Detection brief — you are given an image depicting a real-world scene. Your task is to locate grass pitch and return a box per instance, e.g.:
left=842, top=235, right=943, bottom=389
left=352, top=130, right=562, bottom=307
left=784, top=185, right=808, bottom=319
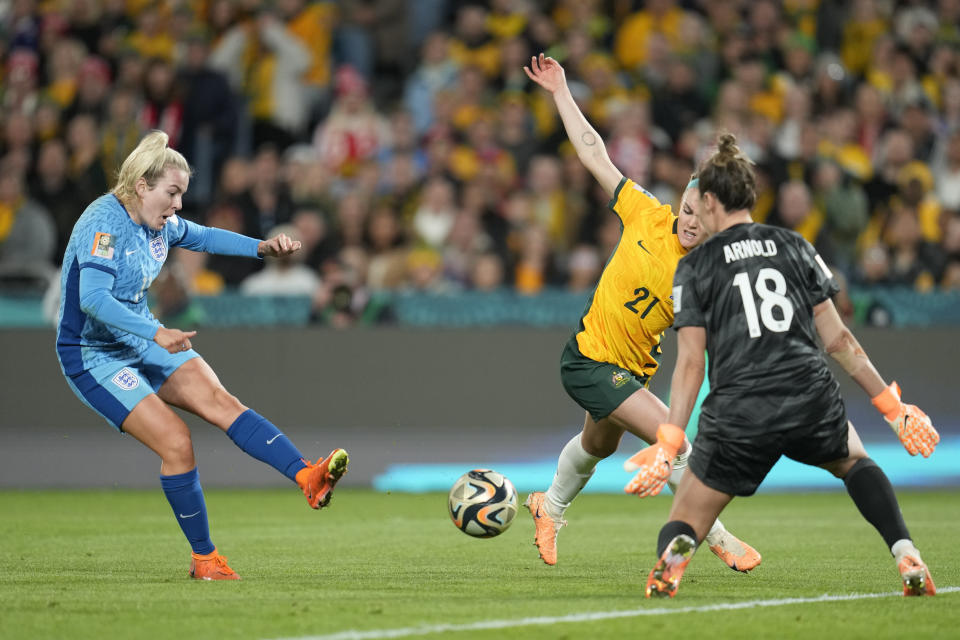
left=1, top=488, right=957, bottom=640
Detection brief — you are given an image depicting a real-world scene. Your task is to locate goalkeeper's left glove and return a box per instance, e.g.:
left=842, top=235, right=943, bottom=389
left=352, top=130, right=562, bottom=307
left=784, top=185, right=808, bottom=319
left=871, top=381, right=939, bottom=458
left=623, top=423, right=686, bottom=498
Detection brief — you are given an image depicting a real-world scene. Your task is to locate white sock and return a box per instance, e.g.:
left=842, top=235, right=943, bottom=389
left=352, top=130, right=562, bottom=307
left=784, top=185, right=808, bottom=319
left=544, top=433, right=602, bottom=519
left=666, top=447, right=690, bottom=494
left=704, top=519, right=728, bottom=546
left=891, top=538, right=921, bottom=562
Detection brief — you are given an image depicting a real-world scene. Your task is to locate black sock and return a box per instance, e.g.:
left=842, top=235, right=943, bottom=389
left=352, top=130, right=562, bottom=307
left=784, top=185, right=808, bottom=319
left=657, top=520, right=698, bottom=557
left=843, top=457, right=910, bottom=549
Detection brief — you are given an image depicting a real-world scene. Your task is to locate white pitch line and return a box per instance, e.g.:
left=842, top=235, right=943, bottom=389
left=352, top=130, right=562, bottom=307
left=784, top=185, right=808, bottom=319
left=270, top=586, right=959, bottom=640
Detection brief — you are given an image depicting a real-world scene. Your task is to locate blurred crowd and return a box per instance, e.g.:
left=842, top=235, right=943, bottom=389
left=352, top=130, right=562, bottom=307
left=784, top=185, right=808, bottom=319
left=2, top=0, right=960, bottom=326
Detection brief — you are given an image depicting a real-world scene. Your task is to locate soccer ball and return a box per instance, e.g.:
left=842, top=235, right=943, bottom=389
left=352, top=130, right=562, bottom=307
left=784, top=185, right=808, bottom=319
left=447, top=469, right=518, bottom=538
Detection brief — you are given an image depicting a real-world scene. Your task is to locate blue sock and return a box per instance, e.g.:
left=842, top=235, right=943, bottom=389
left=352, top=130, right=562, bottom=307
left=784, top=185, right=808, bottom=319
left=226, top=409, right=307, bottom=482
left=160, top=467, right=215, bottom=555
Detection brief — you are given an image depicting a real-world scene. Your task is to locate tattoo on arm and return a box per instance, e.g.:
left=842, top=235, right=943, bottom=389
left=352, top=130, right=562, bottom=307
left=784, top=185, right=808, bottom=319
left=581, top=131, right=597, bottom=146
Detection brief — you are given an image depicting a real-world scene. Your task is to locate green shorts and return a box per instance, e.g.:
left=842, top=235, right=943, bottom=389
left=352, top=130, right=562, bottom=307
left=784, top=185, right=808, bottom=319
left=559, top=334, right=650, bottom=422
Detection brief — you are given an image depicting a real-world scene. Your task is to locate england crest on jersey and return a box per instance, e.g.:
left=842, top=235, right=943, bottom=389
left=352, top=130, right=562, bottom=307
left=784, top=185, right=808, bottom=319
left=111, top=368, right=140, bottom=390
left=149, top=235, right=167, bottom=262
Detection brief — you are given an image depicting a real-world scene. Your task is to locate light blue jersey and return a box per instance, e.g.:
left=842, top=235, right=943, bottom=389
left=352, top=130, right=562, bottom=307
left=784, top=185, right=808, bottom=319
left=58, top=194, right=181, bottom=373
left=56, top=193, right=260, bottom=429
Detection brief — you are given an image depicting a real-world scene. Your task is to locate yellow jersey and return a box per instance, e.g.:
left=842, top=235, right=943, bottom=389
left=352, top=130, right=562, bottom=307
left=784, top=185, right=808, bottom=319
left=576, top=178, right=688, bottom=381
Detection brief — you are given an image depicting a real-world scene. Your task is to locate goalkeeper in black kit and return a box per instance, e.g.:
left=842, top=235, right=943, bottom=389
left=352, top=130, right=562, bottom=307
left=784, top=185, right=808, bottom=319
left=623, top=134, right=939, bottom=599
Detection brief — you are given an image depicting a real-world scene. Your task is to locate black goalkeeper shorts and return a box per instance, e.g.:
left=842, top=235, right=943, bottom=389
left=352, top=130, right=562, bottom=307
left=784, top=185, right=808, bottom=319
left=688, top=410, right=850, bottom=497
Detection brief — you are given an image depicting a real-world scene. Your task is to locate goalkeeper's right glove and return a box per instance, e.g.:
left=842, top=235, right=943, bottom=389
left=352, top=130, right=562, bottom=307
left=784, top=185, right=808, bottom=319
left=623, top=423, right=686, bottom=497
left=871, top=381, right=939, bottom=458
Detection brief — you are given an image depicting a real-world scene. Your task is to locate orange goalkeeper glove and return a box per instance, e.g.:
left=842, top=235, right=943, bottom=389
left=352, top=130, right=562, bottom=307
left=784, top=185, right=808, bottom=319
left=871, top=382, right=939, bottom=458
left=623, top=423, right=686, bottom=498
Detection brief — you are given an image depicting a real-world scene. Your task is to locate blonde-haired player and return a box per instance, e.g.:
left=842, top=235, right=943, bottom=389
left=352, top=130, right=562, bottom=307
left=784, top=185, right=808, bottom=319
left=56, top=131, right=348, bottom=580
left=522, top=54, right=760, bottom=571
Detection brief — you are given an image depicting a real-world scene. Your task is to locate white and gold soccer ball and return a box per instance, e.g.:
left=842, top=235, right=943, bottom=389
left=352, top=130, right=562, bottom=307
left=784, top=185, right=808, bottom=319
left=447, top=469, right=518, bottom=538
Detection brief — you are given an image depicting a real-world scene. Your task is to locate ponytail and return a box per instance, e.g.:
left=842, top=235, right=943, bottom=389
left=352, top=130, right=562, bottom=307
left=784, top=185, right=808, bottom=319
left=111, top=131, right=191, bottom=201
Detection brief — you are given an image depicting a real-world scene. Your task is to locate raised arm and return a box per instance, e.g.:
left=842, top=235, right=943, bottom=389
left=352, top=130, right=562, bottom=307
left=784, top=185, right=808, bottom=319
left=814, top=298, right=939, bottom=457
left=524, top=54, right=623, bottom=197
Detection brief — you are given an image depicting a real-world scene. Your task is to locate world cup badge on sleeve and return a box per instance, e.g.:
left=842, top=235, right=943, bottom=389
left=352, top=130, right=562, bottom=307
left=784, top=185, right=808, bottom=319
left=91, top=232, right=115, bottom=259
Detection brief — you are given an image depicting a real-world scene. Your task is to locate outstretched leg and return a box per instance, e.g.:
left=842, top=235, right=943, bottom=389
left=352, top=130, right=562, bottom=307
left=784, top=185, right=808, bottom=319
left=159, top=358, right=349, bottom=509
left=821, top=423, right=935, bottom=596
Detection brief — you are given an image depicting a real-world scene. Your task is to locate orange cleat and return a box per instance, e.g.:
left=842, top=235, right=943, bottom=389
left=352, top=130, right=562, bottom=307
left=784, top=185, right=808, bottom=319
left=707, top=529, right=762, bottom=573
left=646, top=534, right=696, bottom=598
left=523, top=492, right=566, bottom=566
left=296, top=448, right=349, bottom=509
left=899, top=554, right=936, bottom=596
left=189, top=549, right=240, bottom=581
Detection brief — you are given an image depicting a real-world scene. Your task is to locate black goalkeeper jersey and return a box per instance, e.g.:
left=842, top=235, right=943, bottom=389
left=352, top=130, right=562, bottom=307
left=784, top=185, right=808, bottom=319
left=672, top=223, right=844, bottom=438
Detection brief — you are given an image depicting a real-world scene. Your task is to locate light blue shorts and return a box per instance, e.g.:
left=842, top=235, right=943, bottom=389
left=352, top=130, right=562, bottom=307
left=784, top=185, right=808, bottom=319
left=64, top=342, right=199, bottom=431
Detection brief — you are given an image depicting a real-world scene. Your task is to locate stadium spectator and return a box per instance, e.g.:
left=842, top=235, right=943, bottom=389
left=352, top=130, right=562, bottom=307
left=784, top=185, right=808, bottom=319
left=99, top=89, right=142, bottom=187
left=813, top=159, right=870, bottom=273
left=209, top=8, right=310, bottom=151
left=934, top=129, right=960, bottom=211
left=403, top=31, right=460, bottom=137
left=140, top=58, right=183, bottom=150
left=469, top=251, right=506, bottom=291
left=0, top=164, right=56, bottom=291
left=565, top=244, right=600, bottom=292
left=126, top=4, right=174, bottom=62
left=44, top=39, right=85, bottom=112
left=33, top=99, right=63, bottom=143
left=238, top=144, right=295, bottom=240
left=404, top=246, right=445, bottom=292
left=1, top=110, right=34, bottom=178
left=313, top=66, right=390, bottom=178
left=280, top=0, right=337, bottom=129
left=28, top=138, right=82, bottom=263
left=448, top=3, right=499, bottom=78
left=770, top=180, right=822, bottom=245
left=241, top=224, right=320, bottom=297
left=411, top=176, right=457, bottom=249
left=885, top=203, right=945, bottom=290
left=336, top=0, right=408, bottom=104
left=291, top=205, right=335, bottom=270
left=63, top=56, right=112, bottom=124
left=865, top=128, right=916, bottom=216
left=177, top=30, right=238, bottom=207
left=64, top=114, right=109, bottom=206
left=442, top=209, right=489, bottom=288
left=2, top=48, right=40, bottom=115
left=652, top=58, right=709, bottom=144
left=614, top=0, right=687, bottom=72
left=365, top=202, right=407, bottom=290
left=203, top=200, right=259, bottom=288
